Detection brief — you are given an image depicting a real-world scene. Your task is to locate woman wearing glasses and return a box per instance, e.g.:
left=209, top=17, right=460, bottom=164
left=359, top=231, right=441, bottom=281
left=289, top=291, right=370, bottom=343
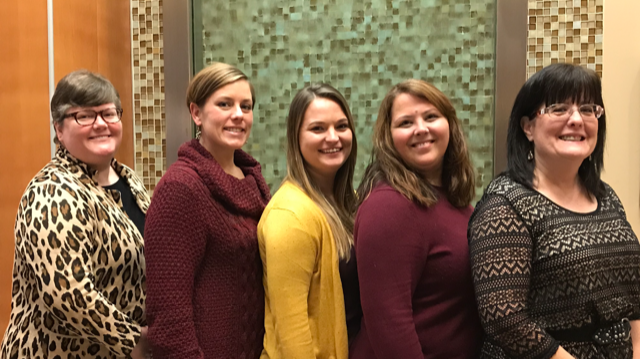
left=469, top=63, right=640, bottom=359
left=1, top=70, right=150, bottom=359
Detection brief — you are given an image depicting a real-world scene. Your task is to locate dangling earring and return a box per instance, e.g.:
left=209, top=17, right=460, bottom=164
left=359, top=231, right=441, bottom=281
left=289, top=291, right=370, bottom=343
left=195, top=126, right=202, bottom=140
left=527, top=150, right=534, bottom=161
left=589, top=154, right=592, bottom=161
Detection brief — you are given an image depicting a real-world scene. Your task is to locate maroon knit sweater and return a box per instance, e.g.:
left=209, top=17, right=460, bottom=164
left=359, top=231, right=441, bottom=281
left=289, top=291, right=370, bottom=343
left=145, top=139, right=271, bottom=359
left=350, top=184, right=483, bottom=359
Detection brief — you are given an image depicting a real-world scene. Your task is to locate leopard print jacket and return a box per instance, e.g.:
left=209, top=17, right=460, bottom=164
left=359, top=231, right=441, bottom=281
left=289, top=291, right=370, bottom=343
left=1, top=146, right=150, bottom=359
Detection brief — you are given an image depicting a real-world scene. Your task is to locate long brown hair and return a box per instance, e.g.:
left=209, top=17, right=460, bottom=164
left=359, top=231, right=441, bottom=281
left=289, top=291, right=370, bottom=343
left=357, top=79, right=475, bottom=208
left=284, top=83, right=357, bottom=260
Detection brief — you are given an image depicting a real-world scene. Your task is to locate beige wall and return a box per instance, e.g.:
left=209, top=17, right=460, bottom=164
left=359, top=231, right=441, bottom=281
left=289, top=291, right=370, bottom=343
left=601, top=0, right=640, bottom=232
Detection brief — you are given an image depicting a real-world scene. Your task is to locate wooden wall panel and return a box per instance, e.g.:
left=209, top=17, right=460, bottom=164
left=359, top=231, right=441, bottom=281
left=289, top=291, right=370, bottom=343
left=0, top=2, right=51, bottom=331
left=0, top=0, right=134, bottom=332
left=53, top=0, right=134, bottom=167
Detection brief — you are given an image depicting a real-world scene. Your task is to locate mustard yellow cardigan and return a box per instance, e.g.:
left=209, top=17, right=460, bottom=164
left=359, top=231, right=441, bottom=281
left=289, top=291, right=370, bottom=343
left=258, top=181, right=348, bottom=359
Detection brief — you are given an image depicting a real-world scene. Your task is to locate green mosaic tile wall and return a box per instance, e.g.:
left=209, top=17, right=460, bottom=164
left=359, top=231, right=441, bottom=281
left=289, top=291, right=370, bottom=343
left=196, top=0, right=496, bottom=198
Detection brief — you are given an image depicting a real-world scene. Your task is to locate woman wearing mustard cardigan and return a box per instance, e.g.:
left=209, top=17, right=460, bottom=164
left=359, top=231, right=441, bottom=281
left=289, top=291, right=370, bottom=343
left=258, top=83, right=361, bottom=359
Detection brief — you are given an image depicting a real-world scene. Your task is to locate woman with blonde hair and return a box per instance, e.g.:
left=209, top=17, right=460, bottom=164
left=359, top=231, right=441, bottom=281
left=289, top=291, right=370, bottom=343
left=145, top=62, right=270, bottom=358
left=349, top=79, right=483, bottom=358
left=258, top=83, right=360, bottom=359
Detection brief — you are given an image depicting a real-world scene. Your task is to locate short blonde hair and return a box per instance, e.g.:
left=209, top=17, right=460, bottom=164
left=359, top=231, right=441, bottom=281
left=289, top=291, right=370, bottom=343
left=186, top=62, right=255, bottom=109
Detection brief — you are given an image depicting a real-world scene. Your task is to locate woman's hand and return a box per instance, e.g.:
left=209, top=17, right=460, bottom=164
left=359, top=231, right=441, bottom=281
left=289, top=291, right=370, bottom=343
left=130, top=326, right=149, bottom=359
left=550, top=346, right=575, bottom=359
left=630, top=320, right=640, bottom=359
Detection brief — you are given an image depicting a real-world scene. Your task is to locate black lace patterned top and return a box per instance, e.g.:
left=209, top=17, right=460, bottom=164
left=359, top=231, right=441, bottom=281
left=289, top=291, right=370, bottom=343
left=468, top=175, right=640, bottom=359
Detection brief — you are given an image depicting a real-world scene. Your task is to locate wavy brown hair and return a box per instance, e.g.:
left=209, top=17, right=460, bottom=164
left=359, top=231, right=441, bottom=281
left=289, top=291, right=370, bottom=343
left=357, top=79, right=475, bottom=208
left=284, top=83, right=357, bottom=260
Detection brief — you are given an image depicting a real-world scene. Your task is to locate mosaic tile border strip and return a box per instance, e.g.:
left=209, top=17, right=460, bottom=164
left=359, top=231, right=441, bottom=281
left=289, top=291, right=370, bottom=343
left=131, top=0, right=166, bottom=193
left=527, top=0, right=603, bottom=78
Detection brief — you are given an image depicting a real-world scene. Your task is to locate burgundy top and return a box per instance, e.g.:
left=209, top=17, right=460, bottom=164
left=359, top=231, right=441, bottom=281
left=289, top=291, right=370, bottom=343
left=349, top=184, right=482, bottom=359
left=145, top=139, right=271, bottom=359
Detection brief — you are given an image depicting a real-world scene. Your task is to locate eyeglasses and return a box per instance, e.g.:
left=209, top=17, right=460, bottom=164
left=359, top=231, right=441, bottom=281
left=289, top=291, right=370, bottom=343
left=63, top=108, right=123, bottom=126
left=538, top=104, right=604, bottom=120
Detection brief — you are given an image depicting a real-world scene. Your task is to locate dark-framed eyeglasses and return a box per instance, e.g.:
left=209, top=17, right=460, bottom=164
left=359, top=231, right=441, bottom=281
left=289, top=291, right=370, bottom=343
left=538, top=104, right=604, bottom=120
left=63, top=108, right=123, bottom=126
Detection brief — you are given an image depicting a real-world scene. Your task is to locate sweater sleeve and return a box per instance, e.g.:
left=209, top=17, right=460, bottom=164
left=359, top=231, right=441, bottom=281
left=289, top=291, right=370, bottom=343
left=468, top=194, right=560, bottom=359
left=144, top=179, right=207, bottom=359
left=354, top=189, right=426, bottom=359
left=14, top=184, right=142, bottom=357
left=261, top=207, right=318, bottom=359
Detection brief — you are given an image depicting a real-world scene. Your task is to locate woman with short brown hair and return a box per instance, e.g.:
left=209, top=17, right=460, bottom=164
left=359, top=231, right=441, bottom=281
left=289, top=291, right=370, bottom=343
left=349, top=79, right=482, bottom=359
left=1, top=70, right=150, bottom=359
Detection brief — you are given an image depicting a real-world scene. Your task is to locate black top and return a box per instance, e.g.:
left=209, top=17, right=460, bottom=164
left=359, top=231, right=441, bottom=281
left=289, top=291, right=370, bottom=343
left=104, top=177, right=146, bottom=237
left=339, top=246, right=362, bottom=344
left=468, top=175, right=640, bottom=359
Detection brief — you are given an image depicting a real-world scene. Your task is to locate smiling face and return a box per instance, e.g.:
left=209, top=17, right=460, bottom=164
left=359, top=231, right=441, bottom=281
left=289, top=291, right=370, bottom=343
left=299, top=98, right=353, bottom=184
left=190, top=79, right=253, bottom=154
left=55, top=103, right=122, bottom=168
left=390, top=93, right=450, bottom=184
left=522, top=102, right=598, bottom=167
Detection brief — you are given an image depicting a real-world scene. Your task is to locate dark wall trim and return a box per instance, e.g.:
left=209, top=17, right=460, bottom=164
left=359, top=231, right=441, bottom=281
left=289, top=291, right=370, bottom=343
left=494, top=0, right=528, bottom=176
left=164, top=0, right=193, bottom=166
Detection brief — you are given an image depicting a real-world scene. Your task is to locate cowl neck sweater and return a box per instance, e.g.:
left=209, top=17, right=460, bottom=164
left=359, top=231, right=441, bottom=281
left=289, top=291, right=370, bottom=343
left=146, top=139, right=271, bottom=358
left=177, top=139, right=271, bottom=219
